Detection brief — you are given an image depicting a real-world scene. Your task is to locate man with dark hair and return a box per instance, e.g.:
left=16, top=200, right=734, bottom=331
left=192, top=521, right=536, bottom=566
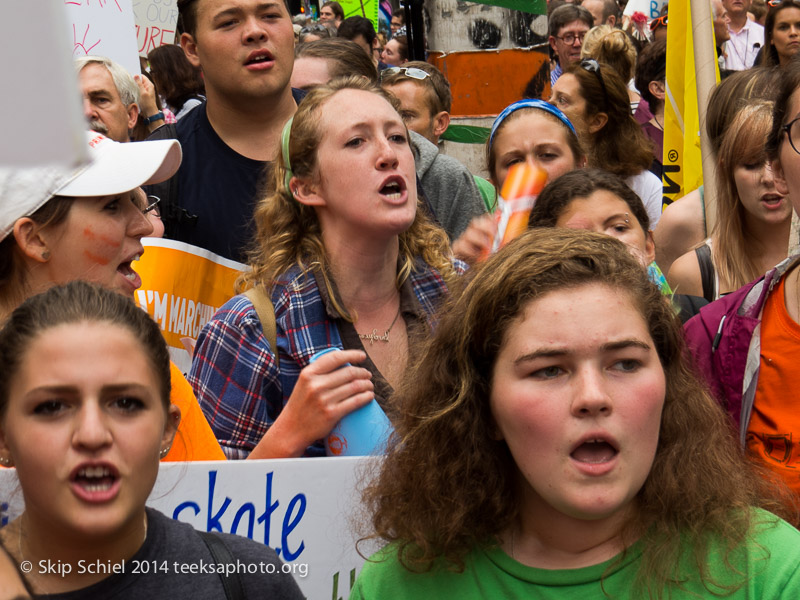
left=338, top=16, right=384, bottom=67
left=548, top=4, right=593, bottom=86
left=390, top=8, right=405, bottom=36
left=319, top=1, right=344, bottom=27
left=581, top=0, right=619, bottom=27
left=149, top=0, right=301, bottom=262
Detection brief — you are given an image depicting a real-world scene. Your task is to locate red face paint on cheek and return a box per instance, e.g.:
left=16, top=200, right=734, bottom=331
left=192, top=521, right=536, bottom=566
left=83, top=250, right=111, bottom=266
left=97, top=235, right=121, bottom=248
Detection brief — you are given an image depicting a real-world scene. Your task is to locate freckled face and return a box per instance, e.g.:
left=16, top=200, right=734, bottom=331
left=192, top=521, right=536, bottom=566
left=307, top=89, right=417, bottom=240
left=490, top=284, right=665, bottom=523
left=40, top=192, right=153, bottom=297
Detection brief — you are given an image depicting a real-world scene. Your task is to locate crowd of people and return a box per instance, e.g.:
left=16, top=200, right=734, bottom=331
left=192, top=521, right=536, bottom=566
left=3, top=0, right=800, bottom=597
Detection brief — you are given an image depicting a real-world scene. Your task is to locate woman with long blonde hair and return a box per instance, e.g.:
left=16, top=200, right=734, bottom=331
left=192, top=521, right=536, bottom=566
left=668, top=101, right=791, bottom=301
left=190, top=77, right=460, bottom=459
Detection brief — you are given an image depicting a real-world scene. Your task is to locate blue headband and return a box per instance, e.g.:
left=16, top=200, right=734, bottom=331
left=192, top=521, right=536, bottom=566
left=489, top=99, right=577, bottom=147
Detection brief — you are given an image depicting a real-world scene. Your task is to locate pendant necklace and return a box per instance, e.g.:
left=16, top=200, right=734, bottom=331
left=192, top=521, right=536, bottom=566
left=358, top=306, right=402, bottom=345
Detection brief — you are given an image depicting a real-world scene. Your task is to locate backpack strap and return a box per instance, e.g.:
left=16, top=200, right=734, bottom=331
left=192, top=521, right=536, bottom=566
left=198, top=530, right=245, bottom=600
left=695, top=243, right=716, bottom=303
left=244, top=286, right=279, bottom=369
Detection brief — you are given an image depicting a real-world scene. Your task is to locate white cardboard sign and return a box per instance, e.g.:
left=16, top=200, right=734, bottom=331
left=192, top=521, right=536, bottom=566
left=1, top=458, right=379, bottom=599
left=623, top=0, right=668, bottom=20
left=132, top=0, right=179, bottom=57
left=64, top=0, right=142, bottom=75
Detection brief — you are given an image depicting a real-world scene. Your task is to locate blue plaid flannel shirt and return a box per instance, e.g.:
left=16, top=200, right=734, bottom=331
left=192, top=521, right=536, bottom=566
left=189, top=259, right=464, bottom=458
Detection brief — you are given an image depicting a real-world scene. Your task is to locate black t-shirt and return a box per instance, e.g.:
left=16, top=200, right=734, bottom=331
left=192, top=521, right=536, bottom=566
left=40, top=508, right=305, bottom=599
left=146, top=90, right=306, bottom=263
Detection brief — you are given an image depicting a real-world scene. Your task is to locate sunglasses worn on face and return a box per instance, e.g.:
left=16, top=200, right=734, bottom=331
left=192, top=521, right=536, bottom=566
left=649, top=15, right=668, bottom=31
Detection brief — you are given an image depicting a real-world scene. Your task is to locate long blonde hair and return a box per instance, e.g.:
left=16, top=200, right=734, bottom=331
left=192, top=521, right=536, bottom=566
left=239, top=76, right=456, bottom=320
left=713, top=100, right=786, bottom=290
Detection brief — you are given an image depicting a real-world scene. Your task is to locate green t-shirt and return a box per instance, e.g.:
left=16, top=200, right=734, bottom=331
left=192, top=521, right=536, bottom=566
left=350, top=510, right=800, bottom=599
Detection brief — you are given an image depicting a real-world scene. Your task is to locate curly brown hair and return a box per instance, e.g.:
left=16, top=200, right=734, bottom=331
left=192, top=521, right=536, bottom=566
left=239, top=76, right=456, bottom=319
left=361, top=227, right=792, bottom=597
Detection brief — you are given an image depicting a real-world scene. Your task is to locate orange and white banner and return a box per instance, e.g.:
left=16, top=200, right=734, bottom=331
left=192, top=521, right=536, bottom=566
left=135, top=238, right=246, bottom=373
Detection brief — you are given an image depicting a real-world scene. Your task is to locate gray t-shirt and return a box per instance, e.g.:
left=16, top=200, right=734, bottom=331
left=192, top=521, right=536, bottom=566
left=39, top=508, right=305, bottom=599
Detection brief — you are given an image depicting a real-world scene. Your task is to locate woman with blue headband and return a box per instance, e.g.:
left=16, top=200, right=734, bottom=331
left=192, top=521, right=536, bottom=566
left=452, top=99, right=586, bottom=265
left=189, top=77, right=462, bottom=459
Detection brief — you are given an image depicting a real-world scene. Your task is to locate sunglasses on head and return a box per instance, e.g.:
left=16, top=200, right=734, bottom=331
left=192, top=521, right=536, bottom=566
left=579, top=58, right=609, bottom=106
left=380, top=67, right=431, bottom=81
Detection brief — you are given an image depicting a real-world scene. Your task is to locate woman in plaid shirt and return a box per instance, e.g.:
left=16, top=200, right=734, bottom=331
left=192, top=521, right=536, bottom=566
left=189, top=77, right=463, bottom=458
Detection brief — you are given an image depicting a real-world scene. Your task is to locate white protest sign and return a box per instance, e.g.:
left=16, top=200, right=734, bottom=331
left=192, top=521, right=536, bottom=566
left=0, top=457, right=379, bottom=599
left=64, top=0, right=141, bottom=75
left=133, top=0, right=179, bottom=57
left=623, top=0, right=668, bottom=20
left=0, top=4, right=87, bottom=167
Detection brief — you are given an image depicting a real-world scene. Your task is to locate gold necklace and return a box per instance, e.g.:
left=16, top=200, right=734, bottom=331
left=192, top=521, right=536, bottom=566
left=358, top=306, right=401, bottom=345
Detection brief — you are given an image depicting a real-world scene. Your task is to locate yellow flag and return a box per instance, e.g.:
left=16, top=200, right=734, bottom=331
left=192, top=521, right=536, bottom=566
left=663, top=1, right=718, bottom=209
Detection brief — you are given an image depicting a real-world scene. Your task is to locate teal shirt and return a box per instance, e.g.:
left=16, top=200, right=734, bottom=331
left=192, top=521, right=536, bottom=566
left=351, top=510, right=800, bottom=599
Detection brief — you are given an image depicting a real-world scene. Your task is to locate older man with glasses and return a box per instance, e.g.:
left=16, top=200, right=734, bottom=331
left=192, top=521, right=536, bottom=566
left=549, top=4, right=594, bottom=87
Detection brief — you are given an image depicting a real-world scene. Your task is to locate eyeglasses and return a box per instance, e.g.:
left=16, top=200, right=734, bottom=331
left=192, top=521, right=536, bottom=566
left=143, top=195, right=161, bottom=216
left=555, top=32, right=586, bottom=45
left=782, top=116, right=800, bottom=155
left=580, top=58, right=609, bottom=105
left=380, top=67, right=431, bottom=81
left=649, top=15, right=668, bottom=31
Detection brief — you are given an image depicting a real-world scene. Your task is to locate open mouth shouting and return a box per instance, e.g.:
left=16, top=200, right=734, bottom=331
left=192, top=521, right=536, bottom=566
left=71, top=463, right=121, bottom=503
left=570, top=434, right=620, bottom=475
left=379, top=175, right=407, bottom=203
left=117, top=252, right=143, bottom=292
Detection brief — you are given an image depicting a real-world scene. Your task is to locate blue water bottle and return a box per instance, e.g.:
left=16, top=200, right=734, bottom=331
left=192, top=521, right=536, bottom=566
left=309, top=348, right=394, bottom=456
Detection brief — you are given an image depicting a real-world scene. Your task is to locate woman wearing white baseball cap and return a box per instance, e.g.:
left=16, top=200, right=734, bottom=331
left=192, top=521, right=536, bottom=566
left=0, top=131, right=225, bottom=462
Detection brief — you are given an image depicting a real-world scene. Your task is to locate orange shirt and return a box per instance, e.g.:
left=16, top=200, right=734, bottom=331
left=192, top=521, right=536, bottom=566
left=163, top=363, right=226, bottom=462
left=748, top=275, right=800, bottom=494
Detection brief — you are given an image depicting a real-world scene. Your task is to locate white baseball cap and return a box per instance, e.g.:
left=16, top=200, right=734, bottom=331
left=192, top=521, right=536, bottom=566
left=0, top=132, right=182, bottom=240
